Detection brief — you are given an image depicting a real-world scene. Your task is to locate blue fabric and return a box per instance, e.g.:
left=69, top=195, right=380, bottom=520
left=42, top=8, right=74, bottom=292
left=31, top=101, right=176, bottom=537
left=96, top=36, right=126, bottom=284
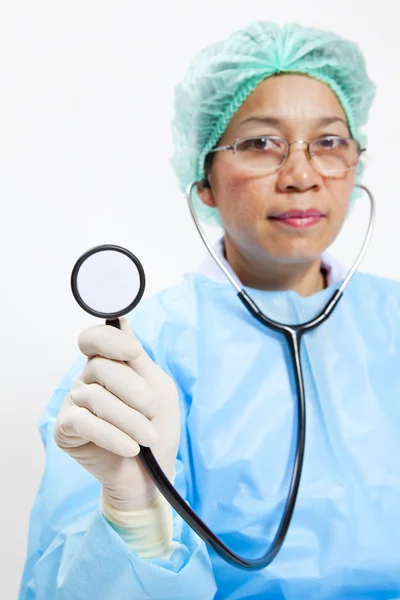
left=19, top=270, right=400, bottom=599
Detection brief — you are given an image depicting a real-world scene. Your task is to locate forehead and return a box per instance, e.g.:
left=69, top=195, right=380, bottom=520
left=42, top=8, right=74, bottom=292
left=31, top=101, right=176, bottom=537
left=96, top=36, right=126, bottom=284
left=226, top=74, right=347, bottom=131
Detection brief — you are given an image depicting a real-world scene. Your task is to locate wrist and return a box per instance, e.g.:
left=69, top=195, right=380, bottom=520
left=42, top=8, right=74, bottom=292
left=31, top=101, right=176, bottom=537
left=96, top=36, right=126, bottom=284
left=101, top=488, right=174, bottom=559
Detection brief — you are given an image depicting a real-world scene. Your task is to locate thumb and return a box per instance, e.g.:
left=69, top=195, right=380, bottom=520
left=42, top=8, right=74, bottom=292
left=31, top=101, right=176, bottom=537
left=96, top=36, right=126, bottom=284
left=119, top=317, right=160, bottom=380
left=78, top=320, right=142, bottom=361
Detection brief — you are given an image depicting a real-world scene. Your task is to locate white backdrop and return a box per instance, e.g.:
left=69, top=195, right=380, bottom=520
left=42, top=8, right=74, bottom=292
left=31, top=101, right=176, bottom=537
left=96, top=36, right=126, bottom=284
left=1, top=1, right=399, bottom=597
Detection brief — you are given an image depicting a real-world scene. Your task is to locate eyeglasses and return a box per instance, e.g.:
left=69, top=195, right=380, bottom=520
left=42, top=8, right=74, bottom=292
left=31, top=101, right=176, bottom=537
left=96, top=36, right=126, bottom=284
left=207, top=135, right=365, bottom=178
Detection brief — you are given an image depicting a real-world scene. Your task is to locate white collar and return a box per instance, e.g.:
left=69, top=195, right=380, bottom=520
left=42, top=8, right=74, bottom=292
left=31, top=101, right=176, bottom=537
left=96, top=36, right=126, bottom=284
left=195, top=237, right=346, bottom=287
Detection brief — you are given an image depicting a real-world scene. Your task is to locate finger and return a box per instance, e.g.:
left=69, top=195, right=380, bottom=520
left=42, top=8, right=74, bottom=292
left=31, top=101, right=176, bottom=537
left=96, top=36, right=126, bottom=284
left=71, top=382, right=160, bottom=447
left=81, top=356, right=156, bottom=419
left=54, top=396, right=140, bottom=457
left=78, top=323, right=143, bottom=362
left=119, top=318, right=160, bottom=381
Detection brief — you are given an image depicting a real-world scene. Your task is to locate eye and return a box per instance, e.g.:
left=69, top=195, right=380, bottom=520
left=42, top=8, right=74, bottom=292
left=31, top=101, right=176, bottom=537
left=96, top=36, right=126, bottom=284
left=236, top=136, right=276, bottom=151
left=313, top=136, right=349, bottom=150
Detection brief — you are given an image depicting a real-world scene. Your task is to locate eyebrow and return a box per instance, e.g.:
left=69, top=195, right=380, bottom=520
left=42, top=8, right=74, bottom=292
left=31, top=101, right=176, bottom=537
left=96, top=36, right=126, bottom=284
left=239, top=115, right=348, bottom=129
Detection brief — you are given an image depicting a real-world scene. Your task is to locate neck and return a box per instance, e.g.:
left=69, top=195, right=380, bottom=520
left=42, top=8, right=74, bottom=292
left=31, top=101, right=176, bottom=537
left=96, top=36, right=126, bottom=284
left=223, top=237, right=326, bottom=297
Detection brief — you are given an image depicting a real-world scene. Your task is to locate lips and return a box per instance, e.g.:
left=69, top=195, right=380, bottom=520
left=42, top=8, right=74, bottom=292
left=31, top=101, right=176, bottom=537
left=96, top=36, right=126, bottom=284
left=269, top=209, right=324, bottom=229
left=271, top=209, right=324, bottom=219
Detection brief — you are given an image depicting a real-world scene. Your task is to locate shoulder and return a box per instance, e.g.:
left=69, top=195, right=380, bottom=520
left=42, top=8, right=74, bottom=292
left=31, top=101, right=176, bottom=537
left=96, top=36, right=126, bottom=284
left=349, top=271, right=400, bottom=300
left=126, top=272, right=235, bottom=387
left=344, top=272, right=400, bottom=334
left=126, top=272, right=222, bottom=345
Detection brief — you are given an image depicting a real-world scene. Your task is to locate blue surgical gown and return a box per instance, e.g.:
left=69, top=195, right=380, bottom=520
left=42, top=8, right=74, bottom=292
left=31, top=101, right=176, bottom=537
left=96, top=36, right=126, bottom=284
left=19, top=270, right=400, bottom=599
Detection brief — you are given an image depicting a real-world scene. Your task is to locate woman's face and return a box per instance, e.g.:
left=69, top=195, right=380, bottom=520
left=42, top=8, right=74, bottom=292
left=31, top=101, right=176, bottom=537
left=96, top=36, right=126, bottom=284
left=198, top=74, right=357, bottom=266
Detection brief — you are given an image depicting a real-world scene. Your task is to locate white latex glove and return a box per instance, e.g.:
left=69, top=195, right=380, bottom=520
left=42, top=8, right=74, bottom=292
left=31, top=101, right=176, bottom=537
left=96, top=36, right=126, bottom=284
left=54, top=317, right=181, bottom=556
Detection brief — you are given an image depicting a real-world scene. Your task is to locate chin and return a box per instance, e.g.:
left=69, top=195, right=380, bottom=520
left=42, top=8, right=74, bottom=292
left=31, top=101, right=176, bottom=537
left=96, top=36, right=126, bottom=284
left=263, top=243, right=326, bottom=265
left=257, top=228, right=332, bottom=263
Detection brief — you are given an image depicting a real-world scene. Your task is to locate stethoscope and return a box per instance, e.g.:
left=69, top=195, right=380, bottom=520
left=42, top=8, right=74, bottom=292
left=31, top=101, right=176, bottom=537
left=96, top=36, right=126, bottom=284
left=70, top=182, right=375, bottom=570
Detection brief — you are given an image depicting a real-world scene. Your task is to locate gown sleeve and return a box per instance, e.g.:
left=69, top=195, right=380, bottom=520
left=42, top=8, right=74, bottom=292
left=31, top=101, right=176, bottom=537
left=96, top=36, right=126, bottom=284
left=18, top=319, right=217, bottom=600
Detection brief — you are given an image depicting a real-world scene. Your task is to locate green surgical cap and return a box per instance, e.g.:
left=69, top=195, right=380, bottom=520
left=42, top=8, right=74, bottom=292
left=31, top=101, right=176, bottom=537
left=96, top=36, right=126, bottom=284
left=171, top=22, right=376, bottom=226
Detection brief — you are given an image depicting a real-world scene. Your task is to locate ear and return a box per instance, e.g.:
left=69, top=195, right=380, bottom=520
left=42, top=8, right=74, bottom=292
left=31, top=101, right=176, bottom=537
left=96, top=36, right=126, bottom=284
left=196, top=180, right=217, bottom=208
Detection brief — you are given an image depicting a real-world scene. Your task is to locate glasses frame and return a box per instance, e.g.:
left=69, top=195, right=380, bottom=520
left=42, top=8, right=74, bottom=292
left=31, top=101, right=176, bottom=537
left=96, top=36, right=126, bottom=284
left=207, top=135, right=366, bottom=175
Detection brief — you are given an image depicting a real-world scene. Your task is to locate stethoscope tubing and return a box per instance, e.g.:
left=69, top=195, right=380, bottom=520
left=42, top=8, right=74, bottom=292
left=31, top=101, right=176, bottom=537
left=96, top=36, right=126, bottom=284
left=109, top=183, right=375, bottom=570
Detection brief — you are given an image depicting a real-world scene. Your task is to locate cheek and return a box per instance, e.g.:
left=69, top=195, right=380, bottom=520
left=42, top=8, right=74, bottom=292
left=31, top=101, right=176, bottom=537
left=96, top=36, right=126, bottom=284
left=213, top=167, right=275, bottom=228
left=325, top=174, right=355, bottom=225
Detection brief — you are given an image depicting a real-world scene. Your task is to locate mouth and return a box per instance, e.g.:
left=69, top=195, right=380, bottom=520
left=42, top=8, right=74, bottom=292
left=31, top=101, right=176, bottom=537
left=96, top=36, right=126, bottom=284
left=269, top=209, right=325, bottom=229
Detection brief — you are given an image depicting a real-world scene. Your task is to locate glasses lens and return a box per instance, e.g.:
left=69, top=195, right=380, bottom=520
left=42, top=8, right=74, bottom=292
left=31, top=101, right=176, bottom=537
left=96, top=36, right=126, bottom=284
left=310, top=137, right=361, bottom=177
left=235, top=136, right=287, bottom=172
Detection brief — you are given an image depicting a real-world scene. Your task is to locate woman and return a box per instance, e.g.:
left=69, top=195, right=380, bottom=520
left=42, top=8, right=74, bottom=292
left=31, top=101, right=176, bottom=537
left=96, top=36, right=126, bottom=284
left=19, top=22, right=400, bottom=600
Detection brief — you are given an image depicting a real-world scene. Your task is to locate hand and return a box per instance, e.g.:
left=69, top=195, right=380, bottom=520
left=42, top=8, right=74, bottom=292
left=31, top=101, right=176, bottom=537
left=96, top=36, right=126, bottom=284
left=54, top=317, right=181, bottom=512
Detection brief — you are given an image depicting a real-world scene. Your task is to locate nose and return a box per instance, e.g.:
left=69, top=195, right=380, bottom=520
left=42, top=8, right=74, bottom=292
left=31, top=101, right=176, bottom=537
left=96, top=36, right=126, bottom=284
left=276, top=142, right=322, bottom=193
